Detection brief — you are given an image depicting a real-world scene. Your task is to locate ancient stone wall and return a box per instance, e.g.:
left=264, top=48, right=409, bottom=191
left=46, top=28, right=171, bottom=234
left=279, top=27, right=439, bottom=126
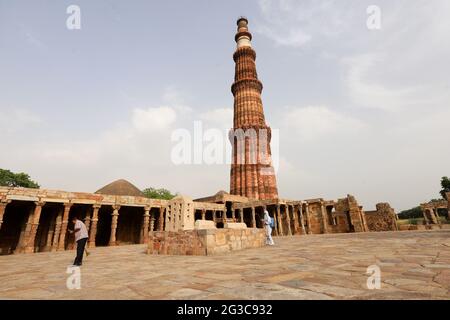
left=307, top=202, right=323, bottom=234
left=147, top=228, right=265, bottom=256
left=365, top=203, right=398, bottom=232
left=147, top=231, right=207, bottom=255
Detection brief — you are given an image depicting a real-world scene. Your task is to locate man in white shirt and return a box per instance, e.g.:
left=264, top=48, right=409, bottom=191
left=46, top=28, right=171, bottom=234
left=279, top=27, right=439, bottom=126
left=68, top=215, right=89, bottom=266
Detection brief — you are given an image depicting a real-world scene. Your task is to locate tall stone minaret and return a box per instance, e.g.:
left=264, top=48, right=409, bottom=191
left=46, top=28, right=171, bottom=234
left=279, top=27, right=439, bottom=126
left=229, top=17, right=279, bottom=200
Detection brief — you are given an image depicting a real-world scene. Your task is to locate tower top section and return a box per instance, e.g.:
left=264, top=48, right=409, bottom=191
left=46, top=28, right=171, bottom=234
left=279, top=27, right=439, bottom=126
left=235, top=16, right=252, bottom=49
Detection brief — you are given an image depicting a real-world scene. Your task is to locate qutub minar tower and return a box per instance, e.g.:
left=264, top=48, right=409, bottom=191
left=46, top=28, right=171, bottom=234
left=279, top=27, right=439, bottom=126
left=229, top=17, right=279, bottom=200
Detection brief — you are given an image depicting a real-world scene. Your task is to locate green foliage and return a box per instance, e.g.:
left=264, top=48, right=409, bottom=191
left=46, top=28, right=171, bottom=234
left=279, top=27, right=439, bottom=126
left=440, top=176, right=450, bottom=199
left=397, top=206, right=422, bottom=220
left=408, top=218, right=423, bottom=225
left=142, top=187, right=176, bottom=200
left=0, top=169, right=40, bottom=189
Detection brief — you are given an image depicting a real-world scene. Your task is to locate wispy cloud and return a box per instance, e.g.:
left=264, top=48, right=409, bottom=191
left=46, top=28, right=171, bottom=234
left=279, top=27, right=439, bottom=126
left=256, top=0, right=354, bottom=47
left=0, top=108, right=42, bottom=135
left=282, top=105, right=365, bottom=141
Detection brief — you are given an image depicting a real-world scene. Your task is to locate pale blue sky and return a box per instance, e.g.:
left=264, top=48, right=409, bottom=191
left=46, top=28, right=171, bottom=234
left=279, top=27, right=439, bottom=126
left=1, top=0, right=449, bottom=211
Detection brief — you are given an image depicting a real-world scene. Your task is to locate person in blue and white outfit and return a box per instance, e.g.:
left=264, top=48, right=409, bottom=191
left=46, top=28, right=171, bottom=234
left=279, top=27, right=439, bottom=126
left=263, top=210, right=275, bottom=246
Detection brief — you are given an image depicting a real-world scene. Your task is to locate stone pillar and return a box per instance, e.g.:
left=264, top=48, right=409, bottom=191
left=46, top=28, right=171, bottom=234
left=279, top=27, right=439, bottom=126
left=285, top=205, right=292, bottom=236
left=428, top=209, right=438, bottom=225
left=213, top=210, right=217, bottom=225
left=16, top=207, right=33, bottom=253
left=320, top=202, right=329, bottom=234
left=422, top=208, right=429, bottom=225
left=84, top=208, right=92, bottom=233
left=271, top=207, right=278, bottom=236
left=109, top=205, right=120, bottom=246
left=57, top=203, right=73, bottom=251
left=23, top=201, right=45, bottom=253
left=0, top=200, right=11, bottom=232
left=51, top=206, right=63, bottom=251
left=150, top=216, right=155, bottom=233
left=88, top=204, right=101, bottom=248
left=44, top=216, right=56, bottom=252
left=434, top=208, right=441, bottom=225
left=448, top=201, right=450, bottom=220
left=158, top=207, right=165, bottom=231
left=142, top=207, right=150, bottom=244
left=305, top=203, right=312, bottom=234
left=276, top=205, right=283, bottom=236
left=251, top=207, right=256, bottom=228
left=201, top=209, right=206, bottom=220
left=298, top=204, right=306, bottom=235
left=291, top=205, right=300, bottom=235
left=239, top=208, right=244, bottom=223
left=232, top=208, right=236, bottom=221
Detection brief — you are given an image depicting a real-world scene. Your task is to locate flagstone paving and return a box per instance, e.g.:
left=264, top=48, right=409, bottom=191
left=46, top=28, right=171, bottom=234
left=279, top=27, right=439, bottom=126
left=0, top=230, right=449, bottom=300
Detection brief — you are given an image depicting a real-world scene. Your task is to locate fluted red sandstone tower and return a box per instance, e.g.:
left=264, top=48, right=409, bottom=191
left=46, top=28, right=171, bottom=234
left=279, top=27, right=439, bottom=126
left=229, top=17, right=279, bottom=200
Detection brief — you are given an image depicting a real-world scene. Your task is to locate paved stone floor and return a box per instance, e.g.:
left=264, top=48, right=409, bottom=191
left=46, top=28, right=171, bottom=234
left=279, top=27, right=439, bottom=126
left=0, top=230, right=449, bottom=300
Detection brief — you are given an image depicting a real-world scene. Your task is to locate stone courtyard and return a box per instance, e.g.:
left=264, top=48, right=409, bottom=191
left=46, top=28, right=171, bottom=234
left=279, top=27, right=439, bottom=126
left=0, top=230, right=449, bottom=300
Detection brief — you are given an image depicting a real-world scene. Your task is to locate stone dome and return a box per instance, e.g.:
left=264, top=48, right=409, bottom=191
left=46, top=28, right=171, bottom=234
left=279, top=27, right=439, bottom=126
left=95, top=179, right=144, bottom=197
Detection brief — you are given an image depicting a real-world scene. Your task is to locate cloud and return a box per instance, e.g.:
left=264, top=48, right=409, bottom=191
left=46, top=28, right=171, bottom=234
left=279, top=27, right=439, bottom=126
left=132, top=106, right=177, bottom=132
left=282, top=106, right=365, bottom=141
left=198, top=108, right=233, bottom=129
left=256, top=0, right=353, bottom=47
left=17, top=23, right=47, bottom=50
left=0, top=108, right=42, bottom=135
left=343, top=2, right=450, bottom=112
left=257, top=25, right=311, bottom=48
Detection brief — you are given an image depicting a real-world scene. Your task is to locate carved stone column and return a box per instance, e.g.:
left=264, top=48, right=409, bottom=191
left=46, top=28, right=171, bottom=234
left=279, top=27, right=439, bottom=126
left=213, top=210, right=217, bottom=225
left=158, top=207, right=165, bottom=231
left=150, top=216, right=155, bottom=233
left=57, top=203, right=73, bottom=251
left=232, top=208, right=236, bottom=221
left=109, top=205, right=120, bottom=246
left=276, top=204, right=283, bottom=236
left=434, top=208, right=441, bottom=225
left=298, top=204, right=306, bottom=235
left=305, top=203, right=312, bottom=234
left=320, top=201, right=329, bottom=234
left=0, top=200, right=11, bottom=232
left=201, top=209, right=206, bottom=220
left=84, top=208, right=92, bottom=233
left=239, top=208, right=244, bottom=223
left=291, top=205, right=300, bottom=235
left=51, top=206, right=63, bottom=251
left=422, top=208, right=429, bottom=225
left=285, top=205, right=292, bottom=236
left=271, top=207, right=278, bottom=236
left=44, top=215, right=56, bottom=252
left=88, top=204, right=101, bottom=248
left=251, top=207, right=256, bottom=228
left=142, top=207, right=150, bottom=244
left=429, top=209, right=438, bottom=225
left=23, top=201, right=45, bottom=253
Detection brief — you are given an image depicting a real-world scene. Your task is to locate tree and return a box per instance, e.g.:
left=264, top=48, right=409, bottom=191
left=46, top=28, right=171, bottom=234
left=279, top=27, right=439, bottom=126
left=142, top=187, right=176, bottom=200
left=397, top=206, right=423, bottom=220
left=440, top=176, right=450, bottom=199
left=0, top=169, right=40, bottom=189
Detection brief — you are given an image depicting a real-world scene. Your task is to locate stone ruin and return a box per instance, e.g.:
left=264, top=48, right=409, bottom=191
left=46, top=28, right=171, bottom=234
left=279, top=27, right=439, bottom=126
left=0, top=18, right=406, bottom=256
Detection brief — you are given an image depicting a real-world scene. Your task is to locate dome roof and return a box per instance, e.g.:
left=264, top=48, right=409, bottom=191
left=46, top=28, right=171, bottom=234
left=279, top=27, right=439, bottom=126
left=215, top=190, right=229, bottom=196
left=95, top=179, right=144, bottom=197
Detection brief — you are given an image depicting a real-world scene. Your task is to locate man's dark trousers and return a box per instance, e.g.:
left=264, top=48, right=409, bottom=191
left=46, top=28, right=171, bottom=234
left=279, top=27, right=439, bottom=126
left=74, top=238, right=88, bottom=266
